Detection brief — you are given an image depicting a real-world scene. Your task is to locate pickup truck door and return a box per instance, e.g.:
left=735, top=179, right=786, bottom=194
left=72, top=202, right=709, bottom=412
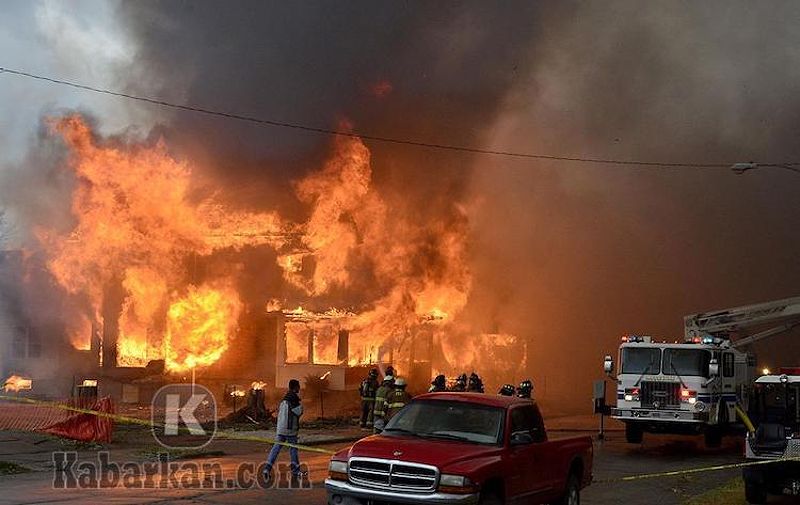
left=506, top=405, right=553, bottom=502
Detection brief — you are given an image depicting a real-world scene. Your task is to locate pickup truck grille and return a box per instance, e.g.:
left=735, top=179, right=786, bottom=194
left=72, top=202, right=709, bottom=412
left=640, top=381, right=680, bottom=408
left=348, top=457, right=438, bottom=492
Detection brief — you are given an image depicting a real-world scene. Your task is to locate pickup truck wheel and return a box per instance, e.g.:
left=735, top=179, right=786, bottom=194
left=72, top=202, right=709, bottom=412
left=555, top=474, right=580, bottom=505
left=744, top=479, right=767, bottom=504
left=477, top=492, right=502, bottom=505
left=625, top=423, right=643, bottom=444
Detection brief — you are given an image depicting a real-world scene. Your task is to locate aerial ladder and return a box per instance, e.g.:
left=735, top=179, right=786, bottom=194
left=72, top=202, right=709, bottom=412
left=684, top=295, right=800, bottom=348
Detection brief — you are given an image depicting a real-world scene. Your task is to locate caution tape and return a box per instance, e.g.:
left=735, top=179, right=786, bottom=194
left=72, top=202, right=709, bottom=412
left=0, top=395, right=338, bottom=455
left=593, top=455, right=800, bottom=484
left=5, top=395, right=799, bottom=483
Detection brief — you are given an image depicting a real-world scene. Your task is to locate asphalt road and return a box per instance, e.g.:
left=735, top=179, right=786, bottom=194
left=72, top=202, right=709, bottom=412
left=1, top=432, right=798, bottom=504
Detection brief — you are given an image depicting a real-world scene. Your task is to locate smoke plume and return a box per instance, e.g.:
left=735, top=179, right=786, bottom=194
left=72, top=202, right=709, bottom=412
left=2, top=1, right=800, bottom=410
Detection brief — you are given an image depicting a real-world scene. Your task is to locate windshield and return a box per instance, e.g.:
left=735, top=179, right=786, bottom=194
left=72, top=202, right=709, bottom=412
left=621, top=347, right=662, bottom=374
left=663, top=349, right=711, bottom=377
left=750, top=384, right=800, bottom=430
left=382, top=400, right=505, bottom=445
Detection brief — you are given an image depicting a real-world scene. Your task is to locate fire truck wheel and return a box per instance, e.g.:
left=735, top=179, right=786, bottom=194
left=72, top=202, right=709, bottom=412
left=625, top=423, right=643, bottom=444
left=704, top=426, right=722, bottom=448
left=744, top=478, right=767, bottom=504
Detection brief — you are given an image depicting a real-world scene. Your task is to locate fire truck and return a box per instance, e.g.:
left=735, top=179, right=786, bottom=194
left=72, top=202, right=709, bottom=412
left=603, top=295, right=800, bottom=447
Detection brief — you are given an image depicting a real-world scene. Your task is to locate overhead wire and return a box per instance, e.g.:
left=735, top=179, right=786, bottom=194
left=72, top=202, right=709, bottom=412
left=1, top=65, right=799, bottom=173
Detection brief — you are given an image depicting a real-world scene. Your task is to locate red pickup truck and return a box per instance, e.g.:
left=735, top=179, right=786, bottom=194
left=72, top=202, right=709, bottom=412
left=326, top=392, right=592, bottom=505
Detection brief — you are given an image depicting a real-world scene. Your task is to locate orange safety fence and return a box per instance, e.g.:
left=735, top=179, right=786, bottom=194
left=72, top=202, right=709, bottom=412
left=0, top=396, right=114, bottom=443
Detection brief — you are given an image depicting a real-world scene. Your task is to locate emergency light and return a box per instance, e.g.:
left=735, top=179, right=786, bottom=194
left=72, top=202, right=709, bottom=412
left=621, top=335, right=652, bottom=343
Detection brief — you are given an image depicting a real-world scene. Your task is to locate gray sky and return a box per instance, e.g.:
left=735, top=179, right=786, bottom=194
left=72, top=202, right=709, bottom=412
left=0, top=0, right=157, bottom=163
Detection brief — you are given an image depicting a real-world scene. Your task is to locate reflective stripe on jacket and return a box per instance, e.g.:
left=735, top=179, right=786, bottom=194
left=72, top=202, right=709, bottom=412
left=386, top=390, right=411, bottom=420
left=373, top=385, right=392, bottom=417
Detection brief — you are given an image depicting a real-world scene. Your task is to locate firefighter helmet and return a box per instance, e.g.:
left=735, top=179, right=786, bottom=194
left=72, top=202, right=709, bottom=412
left=517, top=379, right=533, bottom=398
left=468, top=373, right=484, bottom=393
left=498, top=384, right=515, bottom=396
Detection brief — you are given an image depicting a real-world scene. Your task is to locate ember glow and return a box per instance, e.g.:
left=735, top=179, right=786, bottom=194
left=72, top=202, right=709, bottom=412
left=3, top=375, right=32, bottom=393
left=36, top=114, right=520, bottom=378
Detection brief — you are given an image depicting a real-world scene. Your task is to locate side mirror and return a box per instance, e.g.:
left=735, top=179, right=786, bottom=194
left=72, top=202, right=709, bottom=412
left=510, top=431, right=534, bottom=446
left=603, top=355, right=615, bottom=375
left=709, top=358, right=719, bottom=377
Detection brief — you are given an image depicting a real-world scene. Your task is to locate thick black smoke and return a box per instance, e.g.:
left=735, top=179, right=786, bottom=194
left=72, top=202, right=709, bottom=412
left=119, top=0, right=540, bottom=220
left=465, top=1, right=800, bottom=410
left=112, top=2, right=800, bottom=411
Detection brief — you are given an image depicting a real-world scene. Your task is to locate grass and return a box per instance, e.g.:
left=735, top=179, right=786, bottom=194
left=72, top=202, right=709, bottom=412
left=0, top=461, right=31, bottom=475
left=685, top=477, right=747, bottom=505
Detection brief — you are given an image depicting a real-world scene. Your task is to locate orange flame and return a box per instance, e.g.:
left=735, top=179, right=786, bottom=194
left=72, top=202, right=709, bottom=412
left=38, top=115, right=284, bottom=370
left=164, top=284, right=241, bottom=372
left=3, top=375, right=32, bottom=393
left=35, top=114, right=516, bottom=378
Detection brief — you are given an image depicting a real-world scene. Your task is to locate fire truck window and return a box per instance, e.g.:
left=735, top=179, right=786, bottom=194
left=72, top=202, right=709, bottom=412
left=722, top=353, right=734, bottom=378
left=663, top=349, right=711, bottom=378
left=621, top=347, right=662, bottom=374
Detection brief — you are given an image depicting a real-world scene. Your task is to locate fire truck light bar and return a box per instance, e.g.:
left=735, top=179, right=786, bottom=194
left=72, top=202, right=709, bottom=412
left=621, top=335, right=652, bottom=343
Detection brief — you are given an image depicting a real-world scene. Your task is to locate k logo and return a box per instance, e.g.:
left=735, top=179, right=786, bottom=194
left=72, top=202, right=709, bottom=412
left=152, top=384, right=217, bottom=449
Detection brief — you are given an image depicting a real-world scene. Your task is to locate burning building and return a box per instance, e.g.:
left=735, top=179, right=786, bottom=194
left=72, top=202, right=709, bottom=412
left=0, top=114, right=527, bottom=402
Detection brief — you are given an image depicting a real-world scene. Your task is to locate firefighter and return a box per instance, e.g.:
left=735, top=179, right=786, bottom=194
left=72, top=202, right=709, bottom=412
left=386, top=377, right=411, bottom=421
left=358, top=368, right=379, bottom=429
left=498, top=383, right=515, bottom=396
left=516, top=379, right=533, bottom=399
left=452, top=373, right=467, bottom=392
left=372, top=374, right=394, bottom=433
left=467, top=372, right=485, bottom=393
left=385, top=365, right=396, bottom=380
left=428, top=374, right=447, bottom=393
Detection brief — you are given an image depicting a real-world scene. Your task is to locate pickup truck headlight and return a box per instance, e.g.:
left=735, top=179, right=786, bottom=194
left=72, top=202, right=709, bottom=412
left=439, top=474, right=478, bottom=494
left=328, top=460, right=348, bottom=481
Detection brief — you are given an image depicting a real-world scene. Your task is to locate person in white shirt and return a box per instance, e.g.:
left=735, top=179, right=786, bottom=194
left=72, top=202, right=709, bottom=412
left=264, top=379, right=304, bottom=478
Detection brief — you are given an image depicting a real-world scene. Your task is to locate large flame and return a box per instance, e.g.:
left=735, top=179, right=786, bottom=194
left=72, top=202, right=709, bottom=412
left=165, top=284, right=241, bottom=372
left=37, top=114, right=515, bottom=377
left=38, top=115, right=284, bottom=370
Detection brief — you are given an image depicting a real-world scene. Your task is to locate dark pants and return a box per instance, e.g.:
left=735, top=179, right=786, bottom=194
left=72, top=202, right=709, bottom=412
left=360, top=400, right=374, bottom=427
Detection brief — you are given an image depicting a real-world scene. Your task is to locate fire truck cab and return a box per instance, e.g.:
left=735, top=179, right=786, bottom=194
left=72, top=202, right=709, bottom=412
left=609, top=335, right=752, bottom=447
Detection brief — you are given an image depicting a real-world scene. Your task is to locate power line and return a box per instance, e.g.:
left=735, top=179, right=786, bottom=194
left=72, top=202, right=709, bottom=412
left=1, top=65, right=798, bottom=171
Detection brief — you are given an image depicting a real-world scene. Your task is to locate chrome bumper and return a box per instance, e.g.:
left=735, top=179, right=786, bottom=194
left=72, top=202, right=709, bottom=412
left=325, top=479, right=479, bottom=504
left=612, top=408, right=708, bottom=423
